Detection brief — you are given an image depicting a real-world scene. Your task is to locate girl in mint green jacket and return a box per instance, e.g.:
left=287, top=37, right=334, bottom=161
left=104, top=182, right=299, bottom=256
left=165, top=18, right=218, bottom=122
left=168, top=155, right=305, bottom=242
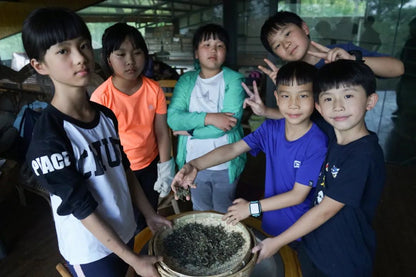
left=167, top=24, right=246, bottom=213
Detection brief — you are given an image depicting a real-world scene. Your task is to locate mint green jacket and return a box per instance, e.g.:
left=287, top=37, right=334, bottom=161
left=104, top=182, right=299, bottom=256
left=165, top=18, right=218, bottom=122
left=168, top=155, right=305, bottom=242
left=167, top=66, right=247, bottom=183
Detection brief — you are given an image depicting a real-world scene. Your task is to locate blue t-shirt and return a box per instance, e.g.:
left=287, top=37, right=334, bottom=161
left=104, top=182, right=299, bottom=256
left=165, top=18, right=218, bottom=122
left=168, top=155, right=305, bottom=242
left=303, top=130, right=385, bottom=277
left=243, top=119, right=328, bottom=236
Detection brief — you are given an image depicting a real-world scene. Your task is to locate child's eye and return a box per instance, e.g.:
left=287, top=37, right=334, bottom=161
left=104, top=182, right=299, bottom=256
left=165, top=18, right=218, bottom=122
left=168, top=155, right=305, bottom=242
left=80, top=43, right=91, bottom=50
left=323, top=97, right=332, bottom=102
left=300, top=94, right=309, bottom=98
left=345, top=94, right=353, bottom=99
left=280, top=94, right=289, bottom=98
left=286, top=31, right=291, bottom=37
left=134, top=49, right=143, bottom=55
left=274, top=44, right=280, bottom=49
left=56, top=49, right=68, bottom=55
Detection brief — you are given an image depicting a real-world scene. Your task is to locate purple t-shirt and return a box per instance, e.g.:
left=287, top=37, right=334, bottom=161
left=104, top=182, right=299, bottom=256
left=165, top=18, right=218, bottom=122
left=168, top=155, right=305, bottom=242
left=243, top=119, right=327, bottom=236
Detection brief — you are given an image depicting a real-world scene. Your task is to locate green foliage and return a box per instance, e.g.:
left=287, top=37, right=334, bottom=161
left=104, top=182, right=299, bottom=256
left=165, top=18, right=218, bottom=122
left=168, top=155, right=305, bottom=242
left=0, top=33, right=25, bottom=62
left=278, top=0, right=366, bottom=17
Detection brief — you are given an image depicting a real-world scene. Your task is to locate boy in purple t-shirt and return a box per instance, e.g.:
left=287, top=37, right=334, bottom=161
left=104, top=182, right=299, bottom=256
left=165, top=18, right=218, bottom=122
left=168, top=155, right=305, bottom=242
left=171, top=61, right=327, bottom=237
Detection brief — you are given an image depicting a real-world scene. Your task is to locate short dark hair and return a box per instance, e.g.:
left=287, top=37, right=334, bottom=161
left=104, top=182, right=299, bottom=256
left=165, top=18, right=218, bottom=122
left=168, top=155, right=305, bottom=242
left=101, top=22, right=149, bottom=75
left=261, top=11, right=305, bottom=56
left=192, top=23, right=229, bottom=51
left=313, top=60, right=376, bottom=101
left=276, top=61, right=317, bottom=88
left=22, top=7, right=91, bottom=61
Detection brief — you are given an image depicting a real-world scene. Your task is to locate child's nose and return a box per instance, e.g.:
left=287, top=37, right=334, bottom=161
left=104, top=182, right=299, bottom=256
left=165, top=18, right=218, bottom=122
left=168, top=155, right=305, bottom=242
left=289, top=97, right=299, bottom=107
left=333, top=99, right=345, bottom=111
left=74, top=49, right=87, bottom=64
left=126, top=54, right=135, bottom=65
left=283, top=40, right=291, bottom=49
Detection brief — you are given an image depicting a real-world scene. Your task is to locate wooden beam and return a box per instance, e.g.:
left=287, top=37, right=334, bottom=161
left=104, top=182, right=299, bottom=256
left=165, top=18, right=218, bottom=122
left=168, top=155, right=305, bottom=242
left=0, top=0, right=103, bottom=39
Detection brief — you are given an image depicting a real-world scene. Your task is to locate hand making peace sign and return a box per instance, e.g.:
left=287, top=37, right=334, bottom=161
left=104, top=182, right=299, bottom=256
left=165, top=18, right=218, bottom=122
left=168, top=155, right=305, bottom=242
left=242, top=81, right=267, bottom=117
left=257, top=58, right=280, bottom=85
left=308, top=41, right=356, bottom=64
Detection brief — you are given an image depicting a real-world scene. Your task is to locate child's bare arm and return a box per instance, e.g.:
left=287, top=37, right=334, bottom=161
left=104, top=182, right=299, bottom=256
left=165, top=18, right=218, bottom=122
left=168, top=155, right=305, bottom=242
left=190, top=140, right=250, bottom=173
left=223, top=182, right=311, bottom=224
left=171, top=140, right=251, bottom=199
left=252, top=196, right=344, bottom=263
left=362, top=56, right=404, bottom=78
left=154, top=113, right=171, bottom=163
left=125, top=169, right=172, bottom=232
left=262, top=182, right=312, bottom=210
left=153, top=113, right=176, bottom=197
left=81, top=212, right=162, bottom=277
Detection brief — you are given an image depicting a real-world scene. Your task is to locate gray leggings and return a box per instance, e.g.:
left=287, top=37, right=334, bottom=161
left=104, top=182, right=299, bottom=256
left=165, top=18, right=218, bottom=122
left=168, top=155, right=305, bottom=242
left=190, top=169, right=238, bottom=213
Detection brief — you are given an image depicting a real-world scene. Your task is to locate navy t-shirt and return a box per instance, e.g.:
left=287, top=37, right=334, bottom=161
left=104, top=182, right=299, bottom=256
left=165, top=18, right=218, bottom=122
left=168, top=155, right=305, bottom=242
left=303, top=121, right=385, bottom=277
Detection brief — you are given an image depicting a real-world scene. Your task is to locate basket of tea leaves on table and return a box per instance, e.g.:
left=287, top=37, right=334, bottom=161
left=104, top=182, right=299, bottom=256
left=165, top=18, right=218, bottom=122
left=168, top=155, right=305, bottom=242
left=149, top=211, right=258, bottom=277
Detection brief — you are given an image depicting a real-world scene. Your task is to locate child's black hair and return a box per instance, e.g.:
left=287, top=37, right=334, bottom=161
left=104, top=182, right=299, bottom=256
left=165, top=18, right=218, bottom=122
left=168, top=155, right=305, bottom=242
left=22, top=7, right=91, bottom=61
left=101, top=22, right=149, bottom=75
left=276, top=61, right=317, bottom=88
left=261, top=11, right=305, bottom=56
left=313, top=60, right=376, bottom=101
left=192, top=23, right=229, bottom=52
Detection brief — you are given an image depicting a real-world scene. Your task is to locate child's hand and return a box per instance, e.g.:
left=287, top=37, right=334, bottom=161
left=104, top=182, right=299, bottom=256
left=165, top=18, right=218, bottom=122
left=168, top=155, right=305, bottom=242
left=242, top=81, right=266, bottom=117
left=170, top=163, right=197, bottom=200
left=146, top=214, right=172, bottom=233
left=257, top=58, right=279, bottom=85
left=205, top=112, right=237, bottom=132
left=308, top=41, right=355, bottom=64
left=251, top=238, right=280, bottom=264
left=130, top=254, right=162, bottom=277
left=222, top=198, right=250, bottom=225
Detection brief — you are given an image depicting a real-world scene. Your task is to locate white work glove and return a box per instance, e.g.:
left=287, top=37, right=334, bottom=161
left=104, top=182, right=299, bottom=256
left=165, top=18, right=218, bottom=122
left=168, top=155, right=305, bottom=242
left=154, top=158, right=175, bottom=197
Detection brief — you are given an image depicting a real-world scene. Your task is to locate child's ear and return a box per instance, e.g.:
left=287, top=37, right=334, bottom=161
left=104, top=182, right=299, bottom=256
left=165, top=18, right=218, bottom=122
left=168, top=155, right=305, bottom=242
left=273, top=90, right=279, bottom=106
left=301, top=22, right=310, bottom=36
left=30, top=59, right=48, bottom=76
left=366, top=93, right=379, bottom=111
left=315, top=102, right=322, bottom=115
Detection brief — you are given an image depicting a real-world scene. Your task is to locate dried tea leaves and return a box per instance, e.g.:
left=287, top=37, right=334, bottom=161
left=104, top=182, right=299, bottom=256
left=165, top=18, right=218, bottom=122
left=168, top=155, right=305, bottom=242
left=175, top=186, right=191, bottom=201
left=163, top=223, right=245, bottom=273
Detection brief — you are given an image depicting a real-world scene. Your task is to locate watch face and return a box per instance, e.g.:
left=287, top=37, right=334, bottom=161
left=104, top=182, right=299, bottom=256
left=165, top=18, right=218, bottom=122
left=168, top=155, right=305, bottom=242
left=250, top=203, right=260, bottom=214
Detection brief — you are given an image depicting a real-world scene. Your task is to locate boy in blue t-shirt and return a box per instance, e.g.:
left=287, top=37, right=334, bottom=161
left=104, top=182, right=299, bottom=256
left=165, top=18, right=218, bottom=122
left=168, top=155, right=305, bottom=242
left=171, top=61, right=327, bottom=237
left=252, top=60, right=386, bottom=277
